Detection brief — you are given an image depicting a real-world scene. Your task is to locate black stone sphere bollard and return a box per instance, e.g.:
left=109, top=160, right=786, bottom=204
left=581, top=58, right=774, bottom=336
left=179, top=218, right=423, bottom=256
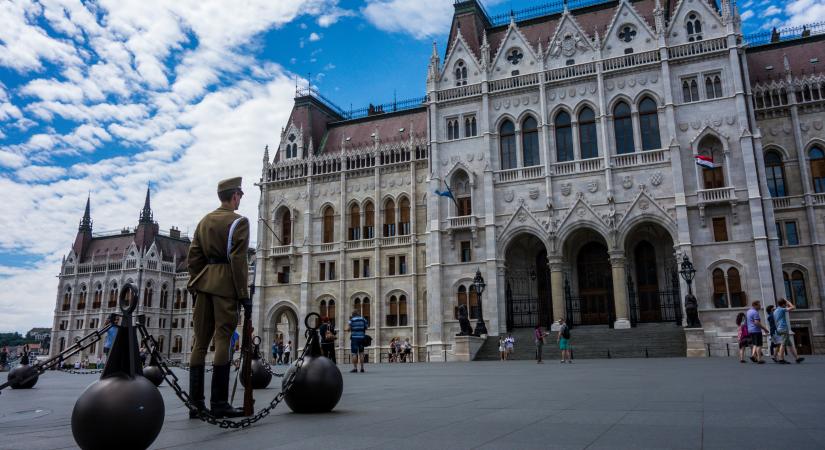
left=282, top=313, right=343, bottom=413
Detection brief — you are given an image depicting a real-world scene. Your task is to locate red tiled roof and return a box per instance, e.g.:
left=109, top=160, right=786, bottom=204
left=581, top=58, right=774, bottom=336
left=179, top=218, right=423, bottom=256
left=321, top=109, right=428, bottom=153
left=746, top=36, right=825, bottom=84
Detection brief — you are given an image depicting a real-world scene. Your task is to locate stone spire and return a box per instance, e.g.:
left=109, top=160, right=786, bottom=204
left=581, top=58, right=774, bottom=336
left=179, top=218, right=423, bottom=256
left=139, top=185, right=153, bottom=224
left=427, top=41, right=440, bottom=85
left=480, top=32, right=490, bottom=70
left=263, top=144, right=270, bottom=165
left=78, top=194, right=92, bottom=233
left=653, top=0, right=665, bottom=35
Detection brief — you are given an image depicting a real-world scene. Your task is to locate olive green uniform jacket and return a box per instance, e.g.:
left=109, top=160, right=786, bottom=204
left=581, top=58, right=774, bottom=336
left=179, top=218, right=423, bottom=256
left=187, top=206, right=250, bottom=300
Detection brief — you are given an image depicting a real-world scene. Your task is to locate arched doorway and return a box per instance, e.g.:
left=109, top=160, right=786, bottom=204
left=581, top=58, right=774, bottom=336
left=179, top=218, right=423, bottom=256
left=504, top=233, right=552, bottom=330
left=634, top=241, right=660, bottom=322
left=268, top=305, right=298, bottom=352
left=624, top=222, right=680, bottom=325
left=576, top=241, right=613, bottom=325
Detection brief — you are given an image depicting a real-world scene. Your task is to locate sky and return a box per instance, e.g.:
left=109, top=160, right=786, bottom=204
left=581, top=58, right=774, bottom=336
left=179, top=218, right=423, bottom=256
left=0, top=0, right=822, bottom=333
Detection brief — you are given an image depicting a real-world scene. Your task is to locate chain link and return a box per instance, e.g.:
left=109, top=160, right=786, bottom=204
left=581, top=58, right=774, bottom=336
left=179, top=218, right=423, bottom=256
left=261, top=359, right=285, bottom=378
left=137, top=323, right=311, bottom=429
left=58, top=367, right=105, bottom=375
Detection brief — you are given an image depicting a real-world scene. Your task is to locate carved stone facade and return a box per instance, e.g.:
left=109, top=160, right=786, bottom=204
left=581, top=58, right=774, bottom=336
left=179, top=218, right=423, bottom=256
left=257, top=0, right=825, bottom=359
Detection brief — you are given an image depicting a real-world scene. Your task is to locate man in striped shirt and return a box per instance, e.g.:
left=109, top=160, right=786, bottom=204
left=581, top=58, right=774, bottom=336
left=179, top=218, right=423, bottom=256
left=346, top=311, right=368, bottom=373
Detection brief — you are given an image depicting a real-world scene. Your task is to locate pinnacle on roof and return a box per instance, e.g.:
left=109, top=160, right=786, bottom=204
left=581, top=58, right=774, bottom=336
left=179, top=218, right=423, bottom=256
left=78, top=194, right=92, bottom=233
left=139, top=185, right=153, bottom=224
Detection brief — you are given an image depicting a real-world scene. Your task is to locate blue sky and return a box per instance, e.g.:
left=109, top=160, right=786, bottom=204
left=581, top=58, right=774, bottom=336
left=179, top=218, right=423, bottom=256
left=0, top=0, right=822, bottom=333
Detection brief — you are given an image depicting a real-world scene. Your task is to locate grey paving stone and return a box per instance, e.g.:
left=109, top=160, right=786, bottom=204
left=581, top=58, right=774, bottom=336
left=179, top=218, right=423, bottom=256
left=0, top=357, right=823, bottom=450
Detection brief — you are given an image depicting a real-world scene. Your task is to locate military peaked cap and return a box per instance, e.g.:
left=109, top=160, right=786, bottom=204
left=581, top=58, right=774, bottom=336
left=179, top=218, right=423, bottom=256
left=217, top=177, right=242, bottom=193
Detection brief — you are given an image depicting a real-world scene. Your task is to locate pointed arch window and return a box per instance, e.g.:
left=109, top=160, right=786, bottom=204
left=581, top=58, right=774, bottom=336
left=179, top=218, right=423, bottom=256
left=322, top=206, right=335, bottom=243
left=705, top=74, right=723, bottom=99
left=363, top=201, right=375, bottom=239
left=728, top=268, right=746, bottom=307
left=93, top=284, right=102, bottom=309
left=160, top=285, right=169, bottom=309
left=810, top=146, right=825, bottom=193
left=578, top=107, right=598, bottom=159
left=764, top=151, right=786, bottom=197
left=108, top=283, right=118, bottom=308
left=613, top=102, right=634, bottom=154
left=464, top=115, right=477, bottom=137
left=77, top=285, right=87, bottom=310
left=452, top=170, right=472, bottom=216
left=353, top=297, right=371, bottom=324
left=639, top=97, right=661, bottom=150
left=348, top=203, right=360, bottom=240
left=469, top=285, right=479, bottom=319
left=387, top=295, right=399, bottom=326
left=699, top=136, right=726, bottom=189
left=143, top=282, right=153, bottom=308
left=682, top=78, right=700, bottom=102
left=280, top=208, right=292, bottom=245
left=173, top=335, right=183, bottom=354
left=712, top=268, right=728, bottom=308
left=554, top=111, right=574, bottom=162
left=399, top=295, right=408, bottom=326
left=455, top=285, right=468, bottom=319
left=522, top=116, right=540, bottom=166
left=320, top=298, right=337, bottom=324
left=383, top=199, right=396, bottom=237
left=62, top=287, right=72, bottom=311
left=686, top=13, right=703, bottom=41
left=447, top=119, right=459, bottom=140
left=175, top=289, right=183, bottom=309
left=499, top=120, right=517, bottom=169
left=454, top=60, right=467, bottom=86
left=399, top=197, right=411, bottom=235
left=785, top=270, right=808, bottom=309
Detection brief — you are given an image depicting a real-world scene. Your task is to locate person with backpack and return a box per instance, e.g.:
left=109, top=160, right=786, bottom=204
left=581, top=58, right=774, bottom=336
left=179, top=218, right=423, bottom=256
left=319, top=316, right=337, bottom=363
left=736, top=312, right=750, bottom=363
left=557, top=318, right=572, bottom=363
left=346, top=310, right=368, bottom=373
left=746, top=300, right=769, bottom=364
left=765, top=305, right=779, bottom=361
left=774, top=298, right=805, bottom=364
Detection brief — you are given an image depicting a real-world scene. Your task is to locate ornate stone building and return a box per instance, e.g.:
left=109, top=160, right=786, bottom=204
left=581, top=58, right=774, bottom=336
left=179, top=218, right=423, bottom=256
left=256, top=0, right=825, bottom=360
left=49, top=190, right=248, bottom=365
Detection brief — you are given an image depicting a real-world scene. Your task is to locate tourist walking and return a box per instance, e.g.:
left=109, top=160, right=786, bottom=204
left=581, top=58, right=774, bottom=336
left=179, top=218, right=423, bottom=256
left=498, top=337, right=506, bottom=361
left=746, top=301, right=769, bottom=364
left=403, top=338, right=412, bottom=362
left=736, top=312, right=749, bottom=363
left=346, top=310, right=368, bottom=373
left=283, top=340, right=292, bottom=365
left=102, top=315, right=118, bottom=363
left=504, top=334, right=515, bottom=360
left=389, top=337, right=397, bottom=362
left=766, top=305, right=779, bottom=361
left=277, top=340, right=284, bottom=364
left=271, top=339, right=278, bottom=364
left=558, top=318, right=572, bottom=363
left=774, top=299, right=805, bottom=364
left=534, top=325, right=549, bottom=363
left=319, top=317, right=337, bottom=363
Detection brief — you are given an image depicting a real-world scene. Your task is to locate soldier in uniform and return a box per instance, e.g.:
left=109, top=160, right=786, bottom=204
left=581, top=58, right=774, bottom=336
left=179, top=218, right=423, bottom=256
left=187, top=177, right=250, bottom=418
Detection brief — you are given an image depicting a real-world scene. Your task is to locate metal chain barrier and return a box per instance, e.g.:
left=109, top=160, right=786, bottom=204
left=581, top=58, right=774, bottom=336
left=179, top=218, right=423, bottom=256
left=58, top=367, right=105, bottom=375
left=136, top=321, right=311, bottom=429
left=261, top=359, right=285, bottom=378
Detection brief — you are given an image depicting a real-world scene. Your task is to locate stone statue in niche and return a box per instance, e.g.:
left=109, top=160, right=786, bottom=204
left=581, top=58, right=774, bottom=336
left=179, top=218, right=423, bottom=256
left=456, top=304, right=474, bottom=336
left=684, top=294, right=701, bottom=328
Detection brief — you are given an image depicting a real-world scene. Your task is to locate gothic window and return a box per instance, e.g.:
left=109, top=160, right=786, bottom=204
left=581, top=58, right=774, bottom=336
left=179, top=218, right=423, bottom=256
left=699, top=135, right=726, bottom=189
left=455, top=285, right=468, bottom=319
left=182, top=291, right=187, bottom=309
left=686, top=13, right=703, bottom=41
left=555, top=111, right=574, bottom=162
left=521, top=116, right=540, bottom=166
left=349, top=203, right=360, bottom=240
left=173, top=335, right=183, bottom=354
left=386, top=295, right=399, bottom=326
left=468, top=285, right=479, bottom=319
left=175, top=289, right=182, bottom=309
left=353, top=297, right=370, bottom=324
left=383, top=198, right=396, bottom=237
left=453, top=169, right=472, bottom=216
left=322, top=206, right=334, bottom=243
left=77, top=285, right=87, bottom=310
left=143, top=282, right=153, bottom=308
left=62, top=287, right=71, bottom=311
left=712, top=267, right=746, bottom=308
left=156, top=335, right=164, bottom=353
left=705, top=73, right=723, bottom=99
left=728, top=268, right=746, bottom=307
left=682, top=77, right=700, bottom=102
left=280, top=208, right=292, bottom=245
left=618, top=25, right=637, bottom=42
left=639, top=97, right=661, bottom=150
left=613, top=101, right=634, bottom=154
left=108, top=283, right=117, bottom=308
left=810, top=146, right=825, bottom=193
left=464, top=115, right=477, bottom=137
left=454, top=61, right=467, bottom=86
left=578, top=107, right=598, bottom=159
left=712, top=268, right=727, bottom=308
left=286, top=134, right=297, bottom=159
left=784, top=270, right=809, bottom=309
left=399, top=295, right=408, bottom=326
left=363, top=201, right=375, bottom=239
left=447, top=118, right=459, bottom=140
left=93, top=284, right=102, bottom=309
left=506, top=48, right=523, bottom=65
left=160, top=285, right=169, bottom=309
left=398, top=197, right=411, bottom=235
left=764, top=151, right=786, bottom=197
left=499, top=120, right=517, bottom=169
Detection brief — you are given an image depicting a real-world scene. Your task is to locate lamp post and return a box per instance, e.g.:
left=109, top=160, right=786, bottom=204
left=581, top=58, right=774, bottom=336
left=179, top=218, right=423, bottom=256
left=472, top=268, right=488, bottom=336
left=679, top=254, right=700, bottom=328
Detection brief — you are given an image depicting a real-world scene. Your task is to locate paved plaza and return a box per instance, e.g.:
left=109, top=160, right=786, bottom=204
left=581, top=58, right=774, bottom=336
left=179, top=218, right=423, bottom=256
left=1, top=357, right=824, bottom=450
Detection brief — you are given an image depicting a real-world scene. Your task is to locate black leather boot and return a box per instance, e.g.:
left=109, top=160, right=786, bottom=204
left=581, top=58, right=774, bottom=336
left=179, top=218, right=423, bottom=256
left=188, top=365, right=208, bottom=419
left=210, top=364, right=244, bottom=418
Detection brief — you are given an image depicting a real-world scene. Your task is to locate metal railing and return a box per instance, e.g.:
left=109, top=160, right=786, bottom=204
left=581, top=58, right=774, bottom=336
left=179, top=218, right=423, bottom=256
left=487, top=0, right=613, bottom=26
left=745, top=21, right=825, bottom=47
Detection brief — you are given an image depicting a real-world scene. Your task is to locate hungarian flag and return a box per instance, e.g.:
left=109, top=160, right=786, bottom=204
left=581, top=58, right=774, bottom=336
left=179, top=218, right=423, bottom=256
left=695, top=154, right=714, bottom=169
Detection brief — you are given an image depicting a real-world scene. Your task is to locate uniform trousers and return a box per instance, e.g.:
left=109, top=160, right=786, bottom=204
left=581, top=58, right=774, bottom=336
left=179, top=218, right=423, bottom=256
left=190, top=292, right=238, bottom=366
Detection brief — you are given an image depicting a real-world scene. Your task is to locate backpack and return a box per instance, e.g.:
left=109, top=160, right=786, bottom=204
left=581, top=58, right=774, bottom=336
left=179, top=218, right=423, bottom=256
left=561, top=325, right=571, bottom=339
left=363, top=334, right=373, bottom=347
left=737, top=322, right=749, bottom=341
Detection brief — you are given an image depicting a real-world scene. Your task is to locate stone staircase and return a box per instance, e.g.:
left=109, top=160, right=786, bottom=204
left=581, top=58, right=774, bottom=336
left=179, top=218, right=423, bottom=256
left=473, top=323, right=687, bottom=361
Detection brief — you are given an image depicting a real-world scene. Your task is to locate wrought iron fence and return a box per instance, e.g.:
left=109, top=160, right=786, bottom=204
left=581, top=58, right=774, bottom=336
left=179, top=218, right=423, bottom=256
left=627, top=269, right=682, bottom=327
left=745, top=21, right=825, bottom=47
left=564, top=277, right=615, bottom=328
left=488, top=0, right=614, bottom=26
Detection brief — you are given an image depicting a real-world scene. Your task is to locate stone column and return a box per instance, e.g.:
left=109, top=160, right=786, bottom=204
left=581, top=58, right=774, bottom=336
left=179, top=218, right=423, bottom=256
left=609, top=251, right=631, bottom=329
left=549, top=259, right=565, bottom=331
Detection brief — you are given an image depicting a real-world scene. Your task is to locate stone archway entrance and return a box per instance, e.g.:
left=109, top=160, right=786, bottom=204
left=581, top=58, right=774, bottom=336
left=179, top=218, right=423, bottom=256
left=504, top=233, right=552, bottom=330
left=624, top=222, right=681, bottom=325
left=267, top=305, right=298, bottom=352
left=576, top=241, right=613, bottom=325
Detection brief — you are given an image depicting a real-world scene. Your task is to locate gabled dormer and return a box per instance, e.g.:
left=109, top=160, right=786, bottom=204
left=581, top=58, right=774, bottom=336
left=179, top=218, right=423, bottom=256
left=490, top=17, right=541, bottom=81
left=278, top=120, right=304, bottom=162
left=441, top=27, right=484, bottom=88
left=601, top=0, right=657, bottom=59
left=545, top=10, right=597, bottom=70
left=667, top=0, right=725, bottom=46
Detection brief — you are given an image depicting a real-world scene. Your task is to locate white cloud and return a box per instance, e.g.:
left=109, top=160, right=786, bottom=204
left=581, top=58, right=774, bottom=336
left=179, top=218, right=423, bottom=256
left=740, top=10, right=755, bottom=21
left=361, top=0, right=453, bottom=39
left=763, top=5, right=782, bottom=16
left=15, top=165, right=67, bottom=182
left=309, top=32, right=322, bottom=41
left=784, top=0, right=825, bottom=26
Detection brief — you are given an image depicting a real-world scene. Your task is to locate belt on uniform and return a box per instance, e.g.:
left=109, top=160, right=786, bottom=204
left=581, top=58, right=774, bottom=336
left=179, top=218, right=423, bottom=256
left=207, top=257, right=229, bottom=264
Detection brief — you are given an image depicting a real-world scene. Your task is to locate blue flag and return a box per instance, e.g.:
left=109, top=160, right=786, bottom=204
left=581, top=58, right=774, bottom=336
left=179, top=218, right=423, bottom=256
left=434, top=189, right=454, bottom=199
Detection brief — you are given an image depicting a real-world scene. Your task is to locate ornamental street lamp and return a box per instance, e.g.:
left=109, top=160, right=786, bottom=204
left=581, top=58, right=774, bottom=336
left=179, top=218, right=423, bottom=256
left=679, top=254, right=696, bottom=295
left=472, top=268, right=488, bottom=336
left=679, top=254, right=701, bottom=328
